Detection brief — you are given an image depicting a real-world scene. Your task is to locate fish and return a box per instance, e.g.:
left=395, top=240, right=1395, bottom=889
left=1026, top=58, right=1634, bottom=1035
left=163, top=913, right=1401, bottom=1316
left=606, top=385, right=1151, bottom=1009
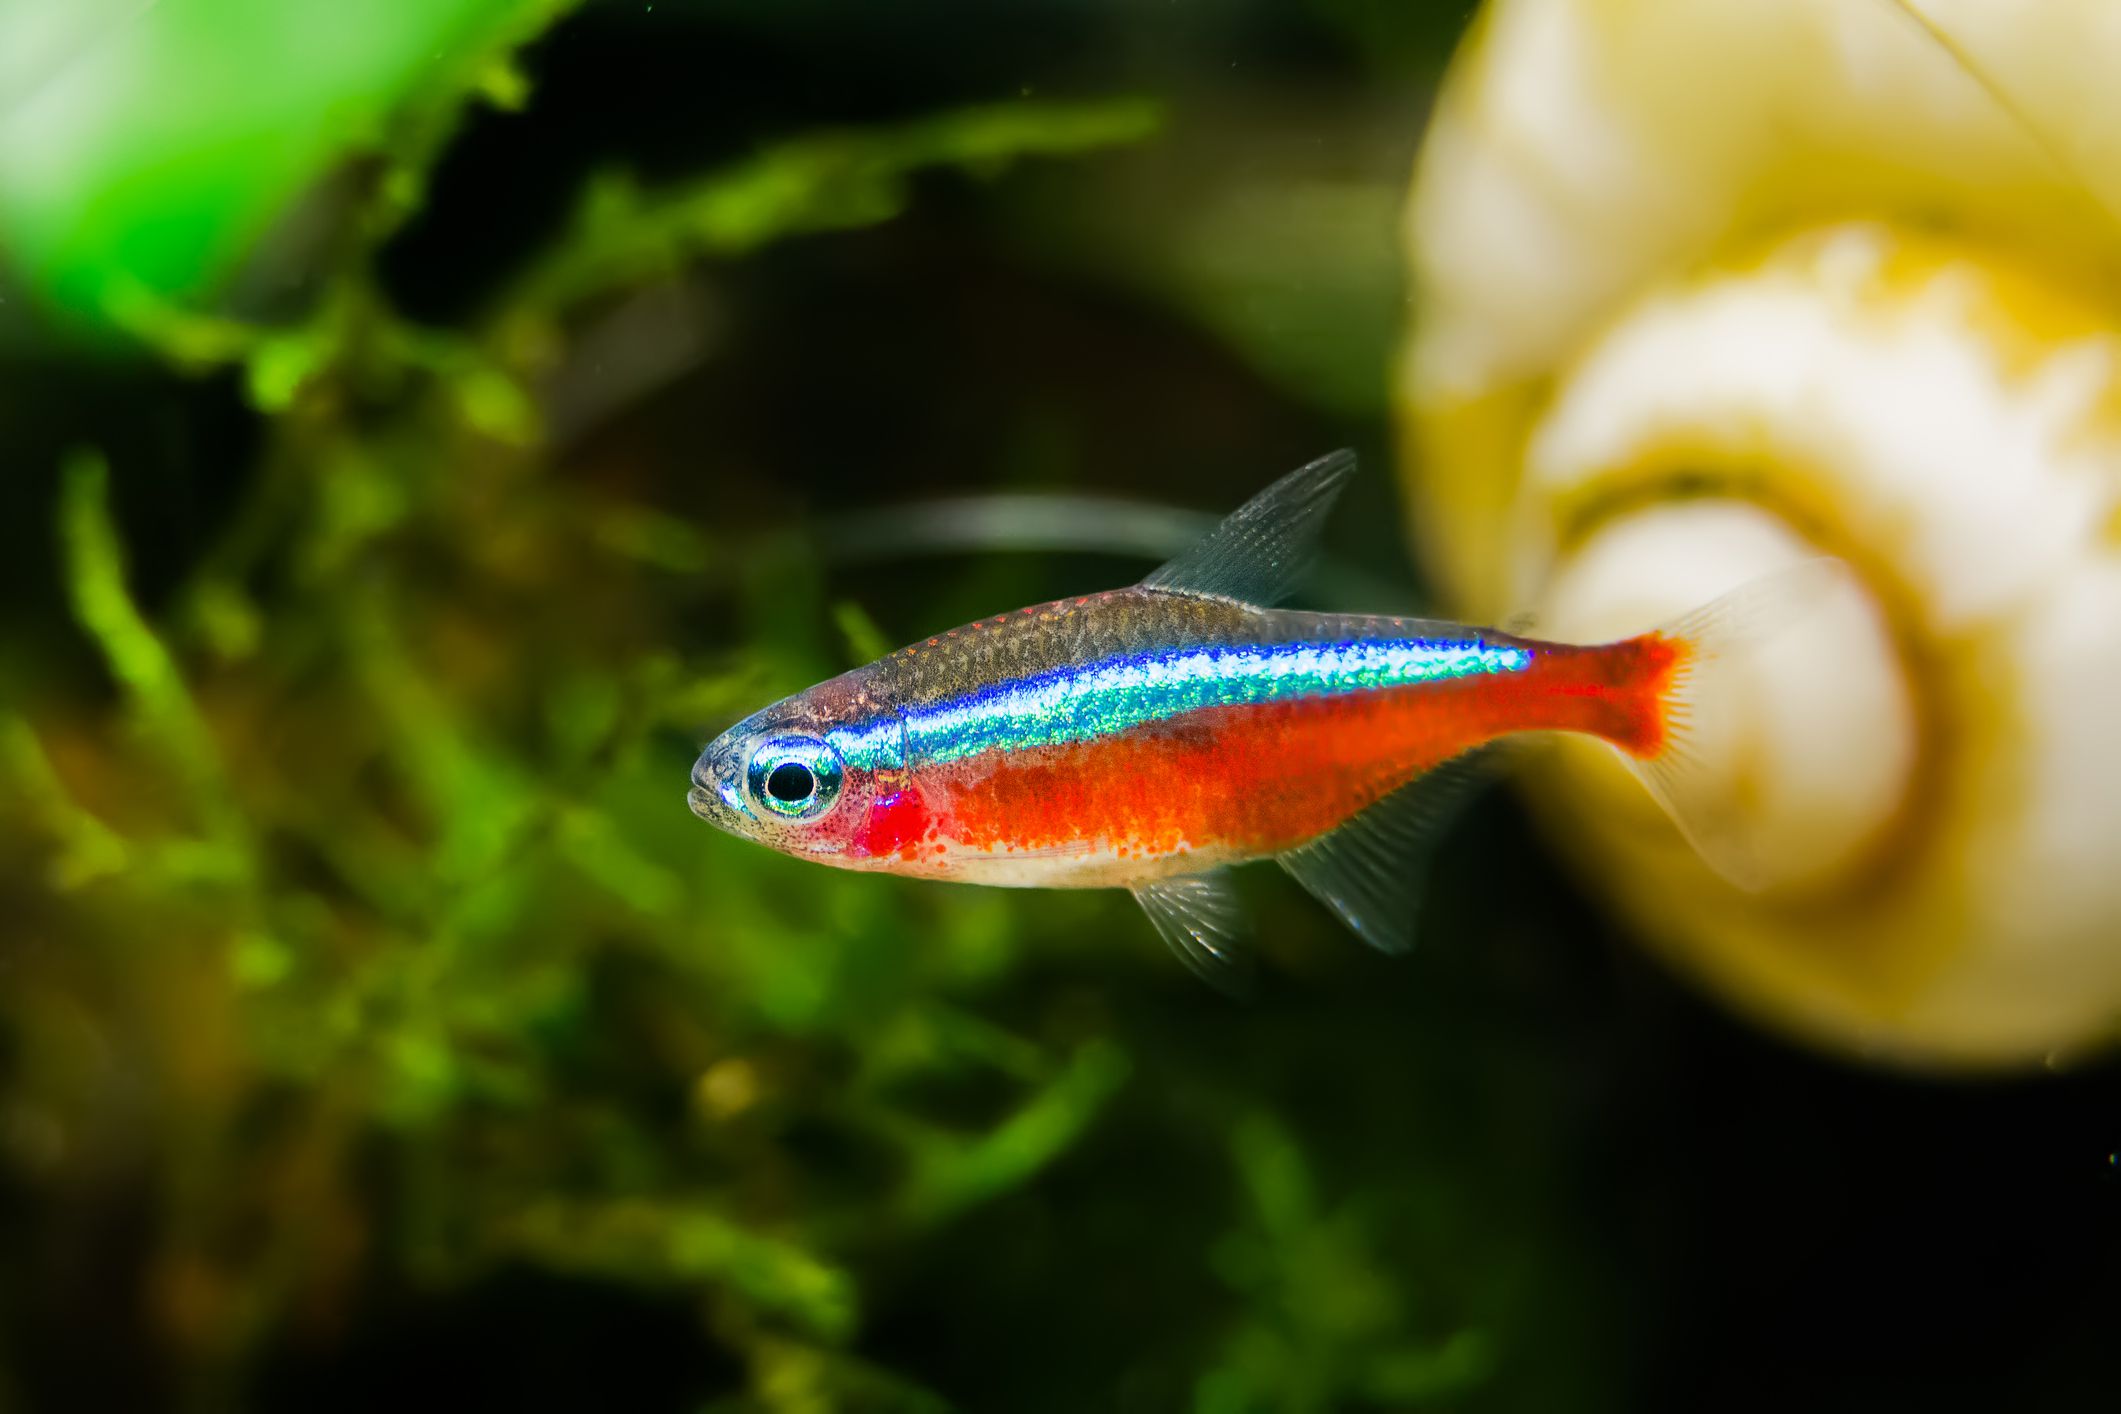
left=688, top=451, right=1841, bottom=982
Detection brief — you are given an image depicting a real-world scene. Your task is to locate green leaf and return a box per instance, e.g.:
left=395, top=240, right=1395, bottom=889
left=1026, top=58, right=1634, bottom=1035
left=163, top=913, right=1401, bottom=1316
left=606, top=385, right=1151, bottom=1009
left=0, top=0, right=575, bottom=340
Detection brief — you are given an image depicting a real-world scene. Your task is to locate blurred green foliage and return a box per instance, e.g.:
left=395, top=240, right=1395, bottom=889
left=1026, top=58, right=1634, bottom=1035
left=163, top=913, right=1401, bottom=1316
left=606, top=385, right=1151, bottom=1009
left=0, top=5, right=1577, bottom=1409
left=0, top=0, right=568, bottom=339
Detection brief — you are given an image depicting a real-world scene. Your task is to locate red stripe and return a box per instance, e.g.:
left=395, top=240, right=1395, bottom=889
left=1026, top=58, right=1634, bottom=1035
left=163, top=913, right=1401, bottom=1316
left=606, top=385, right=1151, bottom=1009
left=925, top=636, right=1680, bottom=856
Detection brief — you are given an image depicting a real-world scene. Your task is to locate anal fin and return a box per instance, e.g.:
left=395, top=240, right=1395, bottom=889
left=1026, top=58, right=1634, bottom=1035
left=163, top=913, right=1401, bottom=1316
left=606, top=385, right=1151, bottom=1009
left=1132, top=871, right=1251, bottom=993
left=1277, top=749, right=1495, bottom=954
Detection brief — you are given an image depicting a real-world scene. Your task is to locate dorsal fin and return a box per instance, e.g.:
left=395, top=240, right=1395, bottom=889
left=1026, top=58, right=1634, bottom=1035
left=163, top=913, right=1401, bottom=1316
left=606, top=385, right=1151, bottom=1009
left=1139, top=449, right=1356, bottom=607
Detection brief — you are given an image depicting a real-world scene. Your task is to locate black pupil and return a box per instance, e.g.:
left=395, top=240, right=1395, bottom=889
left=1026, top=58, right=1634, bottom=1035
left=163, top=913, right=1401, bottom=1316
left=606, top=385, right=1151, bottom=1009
left=766, top=761, right=815, bottom=804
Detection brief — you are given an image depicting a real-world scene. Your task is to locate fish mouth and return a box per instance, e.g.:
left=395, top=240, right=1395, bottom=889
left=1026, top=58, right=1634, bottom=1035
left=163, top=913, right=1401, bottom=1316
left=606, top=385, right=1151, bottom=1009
left=688, top=747, right=748, bottom=830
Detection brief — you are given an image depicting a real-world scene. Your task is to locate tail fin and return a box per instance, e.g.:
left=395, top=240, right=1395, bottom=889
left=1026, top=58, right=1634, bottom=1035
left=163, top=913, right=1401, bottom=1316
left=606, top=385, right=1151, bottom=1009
left=1614, top=558, right=1853, bottom=891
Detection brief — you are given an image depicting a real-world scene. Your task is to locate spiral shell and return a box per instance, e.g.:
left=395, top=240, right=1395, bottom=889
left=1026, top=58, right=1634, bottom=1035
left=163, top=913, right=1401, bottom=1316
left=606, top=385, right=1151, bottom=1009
left=1399, top=0, right=2121, bottom=1067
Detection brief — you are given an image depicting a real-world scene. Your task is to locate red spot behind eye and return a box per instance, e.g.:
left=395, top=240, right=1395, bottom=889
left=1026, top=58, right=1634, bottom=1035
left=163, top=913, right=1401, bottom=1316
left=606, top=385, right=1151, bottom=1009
left=850, top=786, right=933, bottom=860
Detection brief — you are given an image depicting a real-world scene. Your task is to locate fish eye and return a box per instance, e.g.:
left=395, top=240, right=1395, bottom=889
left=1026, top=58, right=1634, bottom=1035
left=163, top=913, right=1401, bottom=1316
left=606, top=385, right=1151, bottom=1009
left=746, top=736, right=844, bottom=820
left=766, top=762, right=814, bottom=804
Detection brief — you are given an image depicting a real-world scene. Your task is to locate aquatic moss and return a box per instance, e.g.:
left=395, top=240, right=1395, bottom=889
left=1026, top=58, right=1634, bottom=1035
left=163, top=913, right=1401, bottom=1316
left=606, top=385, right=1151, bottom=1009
left=0, top=9, right=1592, bottom=1412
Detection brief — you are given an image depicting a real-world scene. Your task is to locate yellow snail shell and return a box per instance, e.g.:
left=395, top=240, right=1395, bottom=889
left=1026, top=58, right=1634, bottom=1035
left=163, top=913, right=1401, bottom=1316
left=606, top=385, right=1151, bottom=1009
left=1398, top=0, right=2121, bottom=1068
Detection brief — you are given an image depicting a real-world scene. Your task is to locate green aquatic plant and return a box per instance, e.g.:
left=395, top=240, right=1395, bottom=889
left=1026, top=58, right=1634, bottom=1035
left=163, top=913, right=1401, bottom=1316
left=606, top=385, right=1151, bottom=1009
left=0, top=0, right=574, bottom=340
left=0, top=8, right=1591, bottom=1411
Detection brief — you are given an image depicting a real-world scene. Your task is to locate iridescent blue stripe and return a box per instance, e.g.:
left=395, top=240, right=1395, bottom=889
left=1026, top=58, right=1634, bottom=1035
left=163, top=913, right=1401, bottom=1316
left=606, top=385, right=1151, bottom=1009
left=826, top=715, right=904, bottom=772
left=904, top=637, right=1531, bottom=767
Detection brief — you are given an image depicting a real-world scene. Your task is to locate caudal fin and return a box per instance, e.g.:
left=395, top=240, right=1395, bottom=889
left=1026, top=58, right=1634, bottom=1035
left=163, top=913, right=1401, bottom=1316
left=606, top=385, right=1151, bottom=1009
left=1614, top=558, right=1853, bottom=890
